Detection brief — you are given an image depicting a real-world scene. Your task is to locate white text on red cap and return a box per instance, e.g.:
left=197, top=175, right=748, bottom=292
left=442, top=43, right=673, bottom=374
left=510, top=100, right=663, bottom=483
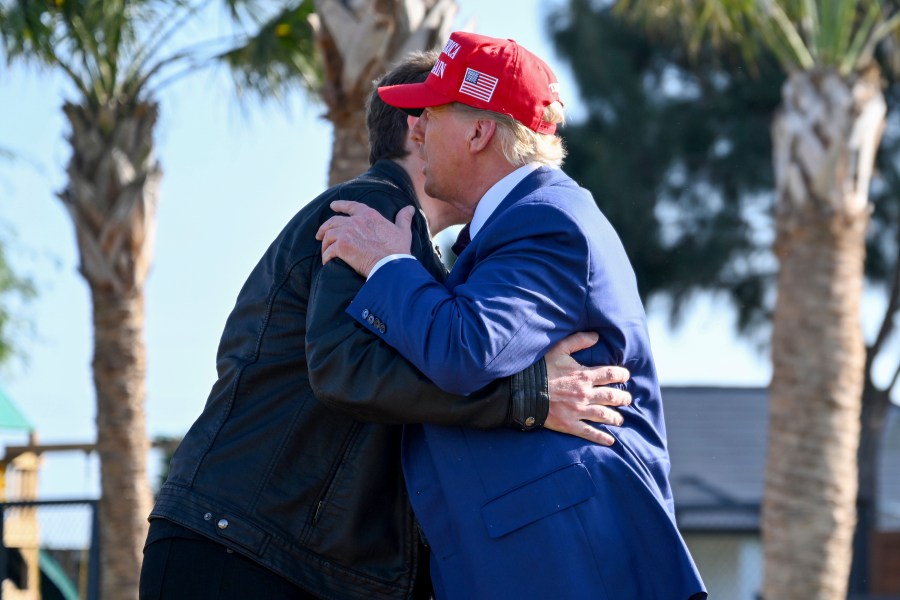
left=442, top=39, right=461, bottom=59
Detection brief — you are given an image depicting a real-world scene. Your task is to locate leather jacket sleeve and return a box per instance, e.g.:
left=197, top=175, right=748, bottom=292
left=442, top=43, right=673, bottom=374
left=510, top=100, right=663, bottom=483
left=306, top=220, right=548, bottom=430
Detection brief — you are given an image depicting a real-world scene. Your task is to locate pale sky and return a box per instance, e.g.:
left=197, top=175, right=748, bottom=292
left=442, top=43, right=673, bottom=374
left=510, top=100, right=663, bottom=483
left=0, top=0, right=776, bottom=499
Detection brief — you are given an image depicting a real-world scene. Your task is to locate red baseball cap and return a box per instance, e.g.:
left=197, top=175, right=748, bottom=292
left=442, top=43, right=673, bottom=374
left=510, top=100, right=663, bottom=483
left=378, top=31, right=562, bottom=134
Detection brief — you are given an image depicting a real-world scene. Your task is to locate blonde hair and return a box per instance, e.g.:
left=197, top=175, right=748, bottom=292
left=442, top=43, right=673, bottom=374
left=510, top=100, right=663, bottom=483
left=452, top=102, right=567, bottom=167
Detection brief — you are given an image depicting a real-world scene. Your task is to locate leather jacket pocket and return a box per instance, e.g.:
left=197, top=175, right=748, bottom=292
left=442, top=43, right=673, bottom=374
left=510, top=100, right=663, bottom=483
left=309, top=421, right=363, bottom=526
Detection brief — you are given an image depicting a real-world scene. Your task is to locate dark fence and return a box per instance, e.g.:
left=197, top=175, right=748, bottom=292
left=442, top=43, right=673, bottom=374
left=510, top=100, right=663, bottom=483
left=0, top=499, right=99, bottom=600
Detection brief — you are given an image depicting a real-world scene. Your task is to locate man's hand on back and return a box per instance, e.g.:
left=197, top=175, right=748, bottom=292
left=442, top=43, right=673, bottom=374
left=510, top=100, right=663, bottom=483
left=316, top=201, right=415, bottom=277
left=544, top=331, right=632, bottom=446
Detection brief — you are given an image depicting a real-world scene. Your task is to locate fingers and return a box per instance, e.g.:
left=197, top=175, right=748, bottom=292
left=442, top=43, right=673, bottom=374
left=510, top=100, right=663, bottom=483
left=320, top=202, right=411, bottom=237
left=581, top=404, right=624, bottom=426
left=584, top=365, right=630, bottom=386
left=316, top=201, right=367, bottom=241
left=559, top=398, right=623, bottom=426
left=329, top=200, right=366, bottom=215
left=320, top=237, right=340, bottom=265
left=395, top=205, right=416, bottom=230
left=315, top=201, right=413, bottom=273
left=574, top=425, right=616, bottom=447
left=548, top=331, right=600, bottom=357
left=591, top=385, right=632, bottom=407
left=544, top=398, right=623, bottom=446
left=546, top=417, right=617, bottom=446
left=315, top=215, right=341, bottom=241
left=316, top=201, right=373, bottom=239
left=316, top=218, right=344, bottom=262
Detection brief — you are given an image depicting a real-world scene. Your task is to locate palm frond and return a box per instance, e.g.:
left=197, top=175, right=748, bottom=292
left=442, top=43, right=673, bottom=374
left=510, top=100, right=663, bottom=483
left=218, top=0, right=322, bottom=102
left=2, top=0, right=325, bottom=107
left=121, top=0, right=212, bottom=100
left=807, top=0, right=824, bottom=61
left=819, top=0, right=856, bottom=64
left=615, top=0, right=775, bottom=68
left=842, top=2, right=885, bottom=73
left=0, top=0, right=59, bottom=65
left=857, top=8, right=900, bottom=72
left=758, top=0, right=817, bottom=69
left=618, top=0, right=900, bottom=75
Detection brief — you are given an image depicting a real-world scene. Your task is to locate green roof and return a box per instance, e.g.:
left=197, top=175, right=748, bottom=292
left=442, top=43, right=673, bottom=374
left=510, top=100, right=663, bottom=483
left=0, top=387, right=32, bottom=431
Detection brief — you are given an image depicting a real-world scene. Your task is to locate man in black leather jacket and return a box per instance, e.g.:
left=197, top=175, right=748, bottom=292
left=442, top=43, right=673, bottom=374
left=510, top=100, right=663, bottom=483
left=139, top=52, right=632, bottom=600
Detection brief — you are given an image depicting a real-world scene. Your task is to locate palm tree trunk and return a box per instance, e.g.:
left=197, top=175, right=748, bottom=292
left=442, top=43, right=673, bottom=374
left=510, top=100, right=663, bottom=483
left=764, top=67, right=883, bottom=600
left=312, top=0, right=457, bottom=186
left=92, top=287, right=151, bottom=599
left=328, top=108, right=369, bottom=185
left=323, top=96, right=370, bottom=185
left=60, top=99, right=159, bottom=599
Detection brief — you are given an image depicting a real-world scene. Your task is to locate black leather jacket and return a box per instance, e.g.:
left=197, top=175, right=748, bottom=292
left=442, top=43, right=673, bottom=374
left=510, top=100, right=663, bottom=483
left=150, top=160, right=549, bottom=600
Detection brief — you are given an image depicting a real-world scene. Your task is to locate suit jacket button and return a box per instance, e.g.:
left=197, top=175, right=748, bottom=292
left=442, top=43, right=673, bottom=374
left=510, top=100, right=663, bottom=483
left=379, top=324, right=387, bottom=334
left=367, top=315, right=375, bottom=325
left=362, top=309, right=369, bottom=319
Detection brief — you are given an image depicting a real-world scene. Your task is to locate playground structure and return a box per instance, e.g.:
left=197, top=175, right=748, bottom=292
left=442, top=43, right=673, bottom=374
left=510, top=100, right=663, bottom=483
left=0, top=388, right=92, bottom=600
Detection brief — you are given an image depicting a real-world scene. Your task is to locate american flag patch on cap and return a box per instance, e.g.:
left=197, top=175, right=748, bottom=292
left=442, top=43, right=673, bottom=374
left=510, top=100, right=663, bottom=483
left=459, top=68, right=499, bottom=103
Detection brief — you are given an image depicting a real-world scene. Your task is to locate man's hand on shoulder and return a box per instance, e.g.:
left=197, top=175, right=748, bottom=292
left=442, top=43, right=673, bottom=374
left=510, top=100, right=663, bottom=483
left=316, top=201, right=415, bottom=277
left=544, top=331, right=632, bottom=446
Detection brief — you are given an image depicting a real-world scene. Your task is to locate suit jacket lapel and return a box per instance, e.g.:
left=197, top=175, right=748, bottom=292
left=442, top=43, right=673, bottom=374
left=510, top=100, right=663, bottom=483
left=447, top=168, right=570, bottom=289
left=479, top=167, right=570, bottom=234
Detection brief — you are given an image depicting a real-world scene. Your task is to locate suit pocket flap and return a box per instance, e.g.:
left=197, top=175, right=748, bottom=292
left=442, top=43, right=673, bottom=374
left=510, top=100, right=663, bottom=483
left=480, top=462, right=596, bottom=539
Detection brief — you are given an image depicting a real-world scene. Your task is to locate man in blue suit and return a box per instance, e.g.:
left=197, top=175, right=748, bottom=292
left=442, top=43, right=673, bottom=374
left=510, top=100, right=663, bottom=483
left=317, top=32, right=706, bottom=600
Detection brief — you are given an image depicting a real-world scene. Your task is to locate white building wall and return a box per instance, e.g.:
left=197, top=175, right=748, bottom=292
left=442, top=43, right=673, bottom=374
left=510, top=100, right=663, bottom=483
left=684, top=533, right=762, bottom=600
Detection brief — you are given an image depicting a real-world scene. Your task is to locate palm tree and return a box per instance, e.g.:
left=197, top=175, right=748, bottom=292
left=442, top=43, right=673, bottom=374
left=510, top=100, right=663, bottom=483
left=226, top=0, right=458, bottom=185
left=616, top=1, right=899, bottom=598
left=0, top=1, right=320, bottom=596
left=1, top=0, right=456, bottom=594
left=310, top=0, right=457, bottom=184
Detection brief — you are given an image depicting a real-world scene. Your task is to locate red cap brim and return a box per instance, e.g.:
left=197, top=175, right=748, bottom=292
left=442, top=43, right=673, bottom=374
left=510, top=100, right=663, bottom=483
left=377, top=81, right=455, bottom=112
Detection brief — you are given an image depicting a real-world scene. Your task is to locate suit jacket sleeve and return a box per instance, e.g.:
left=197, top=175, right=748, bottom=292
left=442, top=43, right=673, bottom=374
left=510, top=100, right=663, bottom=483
left=347, top=202, right=591, bottom=395
left=306, top=200, right=549, bottom=430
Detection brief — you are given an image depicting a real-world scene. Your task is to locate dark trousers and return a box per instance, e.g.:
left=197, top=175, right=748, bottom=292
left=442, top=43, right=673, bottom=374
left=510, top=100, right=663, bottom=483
left=140, top=535, right=320, bottom=600
left=140, top=519, right=433, bottom=599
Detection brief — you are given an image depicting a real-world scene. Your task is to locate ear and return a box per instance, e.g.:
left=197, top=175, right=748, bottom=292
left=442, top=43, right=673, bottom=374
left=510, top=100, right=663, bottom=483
left=465, top=119, right=497, bottom=154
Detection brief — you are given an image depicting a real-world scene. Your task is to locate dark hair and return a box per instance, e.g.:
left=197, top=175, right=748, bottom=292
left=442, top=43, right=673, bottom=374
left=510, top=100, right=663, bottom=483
left=366, top=51, right=437, bottom=165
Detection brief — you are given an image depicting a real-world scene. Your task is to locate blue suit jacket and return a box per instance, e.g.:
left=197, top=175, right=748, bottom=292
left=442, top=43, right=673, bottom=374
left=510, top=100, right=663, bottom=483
left=349, top=167, right=706, bottom=599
